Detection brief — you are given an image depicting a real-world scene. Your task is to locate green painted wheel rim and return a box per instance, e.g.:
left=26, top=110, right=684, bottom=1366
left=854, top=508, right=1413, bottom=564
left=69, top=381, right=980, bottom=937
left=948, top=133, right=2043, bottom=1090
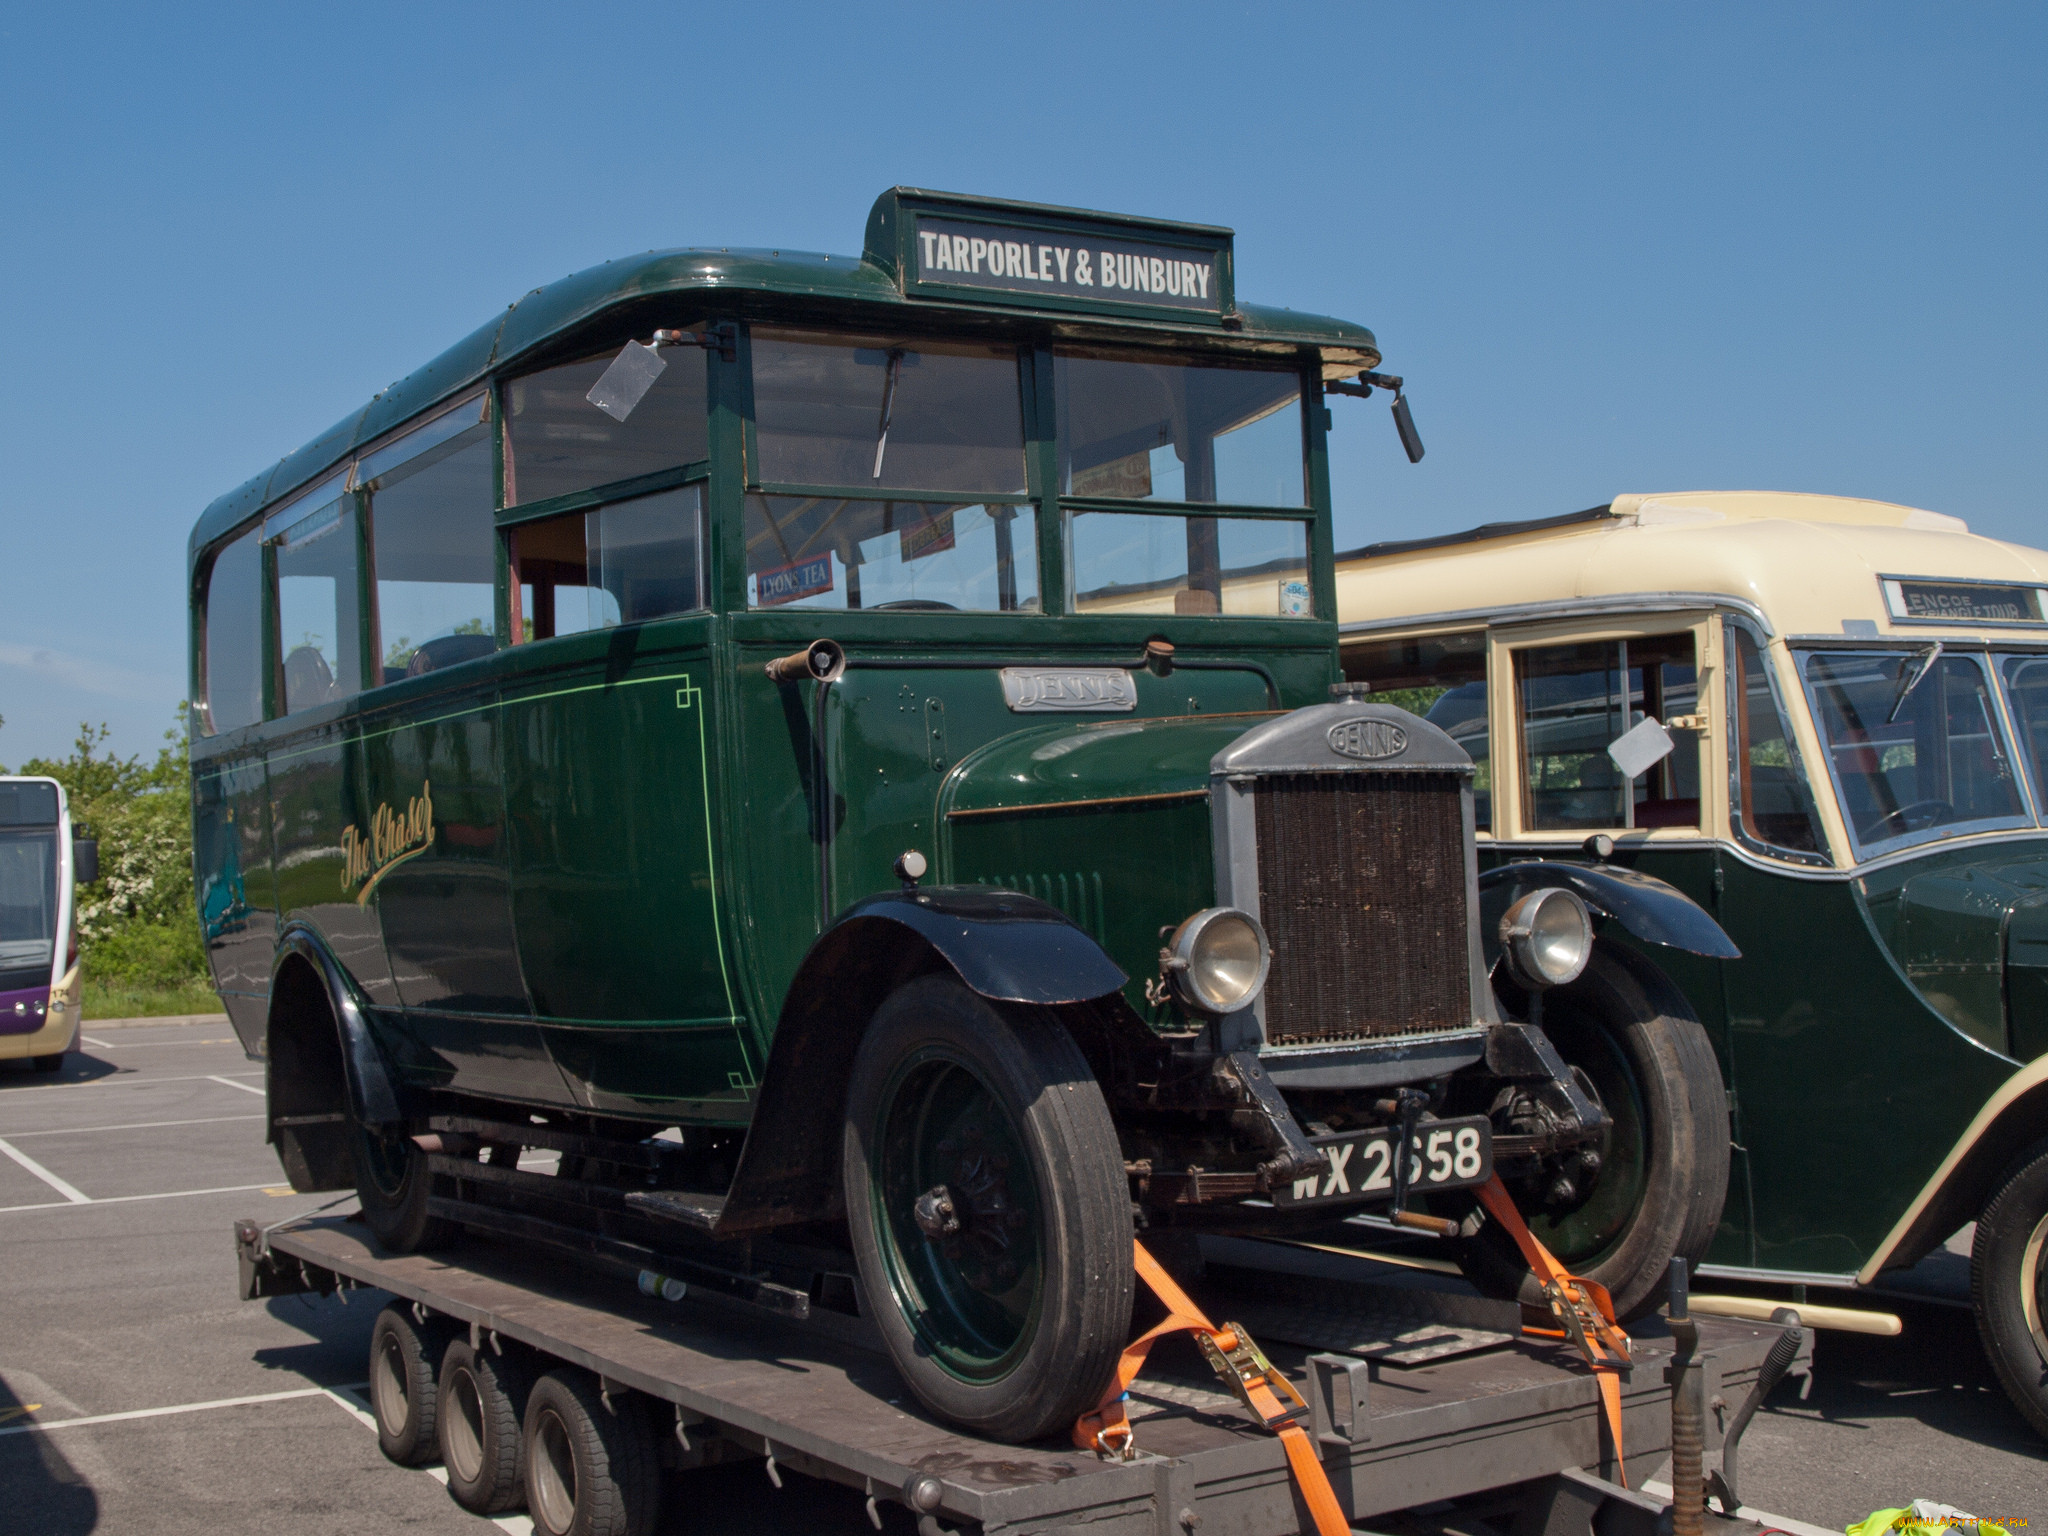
left=870, top=1046, right=1044, bottom=1383
left=1522, top=1013, right=1649, bottom=1267
left=359, top=1126, right=412, bottom=1202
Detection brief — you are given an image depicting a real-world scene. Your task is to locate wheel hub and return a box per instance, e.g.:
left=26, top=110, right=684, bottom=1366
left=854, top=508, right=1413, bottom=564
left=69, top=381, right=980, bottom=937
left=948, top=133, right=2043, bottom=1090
left=915, top=1125, right=1029, bottom=1290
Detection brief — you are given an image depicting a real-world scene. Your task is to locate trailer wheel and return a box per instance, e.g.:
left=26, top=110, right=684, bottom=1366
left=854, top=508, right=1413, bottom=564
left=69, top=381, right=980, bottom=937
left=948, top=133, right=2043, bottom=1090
left=842, top=975, right=1133, bottom=1443
left=439, top=1338, right=534, bottom=1513
left=1451, top=947, right=1729, bottom=1323
left=369, top=1302, right=453, bottom=1466
left=352, top=1121, right=450, bottom=1253
left=522, top=1370, right=661, bottom=1536
left=1972, top=1136, right=2048, bottom=1441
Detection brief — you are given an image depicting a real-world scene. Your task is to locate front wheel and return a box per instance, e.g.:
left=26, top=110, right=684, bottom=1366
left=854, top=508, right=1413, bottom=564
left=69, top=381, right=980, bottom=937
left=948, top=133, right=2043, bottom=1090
left=352, top=1120, right=451, bottom=1253
left=1448, top=946, right=1730, bottom=1323
left=842, top=976, right=1133, bottom=1442
left=1972, top=1137, right=2048, bottom=1441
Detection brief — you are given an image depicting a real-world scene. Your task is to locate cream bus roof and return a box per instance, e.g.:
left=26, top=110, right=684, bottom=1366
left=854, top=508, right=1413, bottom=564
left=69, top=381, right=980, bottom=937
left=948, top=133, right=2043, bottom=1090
left=1335, top=490, right=2048, bottom=639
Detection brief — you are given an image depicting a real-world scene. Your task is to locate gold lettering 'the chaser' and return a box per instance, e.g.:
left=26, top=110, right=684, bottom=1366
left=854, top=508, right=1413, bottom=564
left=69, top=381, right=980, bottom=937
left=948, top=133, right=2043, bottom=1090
left=341, top=781, right=435, bottom=904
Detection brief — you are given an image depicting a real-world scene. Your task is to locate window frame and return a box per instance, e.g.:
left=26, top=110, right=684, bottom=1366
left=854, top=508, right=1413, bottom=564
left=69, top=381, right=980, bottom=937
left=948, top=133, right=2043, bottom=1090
left=1491, top=614, right=1719, bottom=843
left=1724, top=617, right=1833, bottom=867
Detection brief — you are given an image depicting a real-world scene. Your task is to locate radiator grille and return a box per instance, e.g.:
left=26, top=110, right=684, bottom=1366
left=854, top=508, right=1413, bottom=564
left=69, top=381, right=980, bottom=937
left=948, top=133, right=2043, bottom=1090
left=1254, top=772, right=1471, bottom=1045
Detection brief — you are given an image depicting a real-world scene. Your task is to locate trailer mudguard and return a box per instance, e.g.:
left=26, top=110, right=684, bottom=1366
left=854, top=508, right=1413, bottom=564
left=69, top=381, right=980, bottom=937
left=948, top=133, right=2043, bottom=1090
left=1479, top=861, right=1740, bottom=962
left=270, top=924, right=403, bottom=1130
left=715, top=886, right=1128, bottom=1235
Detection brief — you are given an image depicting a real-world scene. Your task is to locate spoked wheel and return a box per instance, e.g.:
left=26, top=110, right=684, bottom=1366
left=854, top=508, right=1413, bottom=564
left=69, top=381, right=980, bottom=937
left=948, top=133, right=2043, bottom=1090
left=1447, top=946, right=1730, bottom=1323
left=842, top=976, right=1133, bottom=1442
left=1972, top=1137, right=2048, bottom=1441
left=352, top=1119, right=451, bottom=1253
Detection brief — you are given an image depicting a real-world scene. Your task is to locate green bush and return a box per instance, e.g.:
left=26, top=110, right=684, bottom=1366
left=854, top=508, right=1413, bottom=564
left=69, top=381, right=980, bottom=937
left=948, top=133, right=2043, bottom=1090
left=6, top=715, right=213, bottom=999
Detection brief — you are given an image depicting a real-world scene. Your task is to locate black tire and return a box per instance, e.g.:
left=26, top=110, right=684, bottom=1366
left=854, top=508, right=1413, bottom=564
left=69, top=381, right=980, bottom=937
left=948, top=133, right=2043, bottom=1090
left=29, top=1053, right=64, bottom=1073
left=1971, top=1136, right=2048, bottom=1441
left=352, top=1120, right=452, bottom=1253
left=841, top=975, right=1133, bottom=1442
left=1453, top=946, right=1730, bottom=1323
left=522, top=1369, right=661, bottom=1536
left=368, top=1302, right=454, bottom=1466
left=439, top=1338, right=535, bottom=1512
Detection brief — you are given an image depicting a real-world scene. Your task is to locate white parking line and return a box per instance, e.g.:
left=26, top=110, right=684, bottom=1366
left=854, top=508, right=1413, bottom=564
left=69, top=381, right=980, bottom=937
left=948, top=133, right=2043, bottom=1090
left=0, top=1181, right=280, bottom=1215
left=0, top=1113, right=265, bottom=1139
left=0, top=1136, right=92, bottom=1203
left=84, top=1036, right=238, bottom=1049
left=327, top=1385, right=533, bottom=1534
left=207, top=1075, right=266, bottom=1097
left=0, top=1386, right=330, bottom=1437
left=0, top=1071, right=265, bottom=1095
left=80, top=1035, right=114, bottom=1047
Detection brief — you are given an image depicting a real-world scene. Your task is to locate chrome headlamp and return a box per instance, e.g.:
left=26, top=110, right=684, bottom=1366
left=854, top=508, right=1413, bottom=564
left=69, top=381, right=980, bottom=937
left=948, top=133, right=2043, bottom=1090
left=1165, top=907, right=1272, bottom=1015
left=1498, top=888, right=1593, bottom=990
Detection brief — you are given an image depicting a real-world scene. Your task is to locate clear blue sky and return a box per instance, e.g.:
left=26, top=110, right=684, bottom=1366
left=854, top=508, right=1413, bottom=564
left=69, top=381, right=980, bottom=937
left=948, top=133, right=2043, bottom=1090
left=1, top=3, right=2041, bottom=764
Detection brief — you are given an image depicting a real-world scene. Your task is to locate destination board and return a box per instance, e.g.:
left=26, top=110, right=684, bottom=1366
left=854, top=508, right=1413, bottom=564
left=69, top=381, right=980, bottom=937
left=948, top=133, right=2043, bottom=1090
left=1882, top=577, right=2048, bottom=625
left=909, top=216, right=1221, bottom=314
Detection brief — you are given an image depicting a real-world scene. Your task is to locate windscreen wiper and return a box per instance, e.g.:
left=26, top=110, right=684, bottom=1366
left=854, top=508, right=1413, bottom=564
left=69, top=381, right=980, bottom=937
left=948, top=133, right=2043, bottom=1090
left=1885, top=641, right=1944, bottom=726
left=873, top=349, right=906, bottom=479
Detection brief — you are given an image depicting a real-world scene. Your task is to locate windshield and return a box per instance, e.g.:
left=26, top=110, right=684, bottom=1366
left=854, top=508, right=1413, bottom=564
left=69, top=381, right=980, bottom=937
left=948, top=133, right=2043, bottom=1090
left=0, top=828, right=59, bottom=978
left=1801, top=649, right=2029, bottom=854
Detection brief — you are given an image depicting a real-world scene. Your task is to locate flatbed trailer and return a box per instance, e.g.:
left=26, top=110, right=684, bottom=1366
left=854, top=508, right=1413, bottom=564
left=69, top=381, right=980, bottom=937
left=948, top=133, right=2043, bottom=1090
left=237, top=1214, right=1807, bottom=1536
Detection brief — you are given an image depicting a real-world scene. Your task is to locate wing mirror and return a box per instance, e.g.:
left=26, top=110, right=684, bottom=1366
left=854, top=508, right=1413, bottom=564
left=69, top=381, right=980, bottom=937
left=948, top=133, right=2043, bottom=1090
left=1325, top=371, right=1425, bottom=463
left=73, top=836, right=100, bottom=884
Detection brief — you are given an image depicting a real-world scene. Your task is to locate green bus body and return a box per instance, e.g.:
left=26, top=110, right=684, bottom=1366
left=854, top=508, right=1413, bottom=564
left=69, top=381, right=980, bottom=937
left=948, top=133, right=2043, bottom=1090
left=187, top=189, right=1370, bottom=1128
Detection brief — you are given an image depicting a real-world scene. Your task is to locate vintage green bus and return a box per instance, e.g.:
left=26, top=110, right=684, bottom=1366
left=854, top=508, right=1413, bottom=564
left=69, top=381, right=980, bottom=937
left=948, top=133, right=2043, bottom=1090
left=189, top=189, right=1732, bottom=1445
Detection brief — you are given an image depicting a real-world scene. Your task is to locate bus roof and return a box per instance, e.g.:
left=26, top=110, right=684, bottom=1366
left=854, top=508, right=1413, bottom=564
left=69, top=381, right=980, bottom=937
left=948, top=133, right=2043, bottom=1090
left=190, top=187, right=1381, bottom=562
left=1335, top=490, right=2048, bottom=642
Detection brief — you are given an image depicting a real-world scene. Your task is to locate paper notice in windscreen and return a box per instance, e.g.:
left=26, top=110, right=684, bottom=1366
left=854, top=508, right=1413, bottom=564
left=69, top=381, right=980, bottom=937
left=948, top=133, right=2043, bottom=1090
left=587, top=341, right=667, bottom=423
left=1607, top=716, right=1675, bottom=780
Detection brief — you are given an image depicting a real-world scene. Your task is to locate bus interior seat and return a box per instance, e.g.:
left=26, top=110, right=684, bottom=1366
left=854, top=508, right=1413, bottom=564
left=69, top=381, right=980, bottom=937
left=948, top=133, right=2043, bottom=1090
left=283, top=646, right=335, bottom=707
left=404, top=633, right=497, bottom=677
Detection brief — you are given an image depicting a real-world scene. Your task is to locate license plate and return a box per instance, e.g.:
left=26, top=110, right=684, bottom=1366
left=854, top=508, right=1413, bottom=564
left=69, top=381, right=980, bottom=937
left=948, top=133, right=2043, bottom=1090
left=1273, top=1116, right=1493, bottom=1207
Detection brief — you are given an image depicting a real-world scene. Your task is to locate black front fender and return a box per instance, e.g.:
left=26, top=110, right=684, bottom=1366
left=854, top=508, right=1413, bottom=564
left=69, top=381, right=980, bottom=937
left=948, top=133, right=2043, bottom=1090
left=715, top=886, right=1127, bottom=1236
left=1479, top=861, right=1740, bottom=962
left=271, top=924, right=403, bottom=1128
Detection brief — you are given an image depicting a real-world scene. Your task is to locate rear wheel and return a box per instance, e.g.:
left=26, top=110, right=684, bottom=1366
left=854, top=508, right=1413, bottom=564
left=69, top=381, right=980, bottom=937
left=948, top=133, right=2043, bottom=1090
left=353, top=1119, right=451, bottom=1253
left=368, top=1302, right=453, bottom=1466
left=1971, top=1137, right=2048, bottom=1441
left=1452, top=946, right=1729, bottom=1322
left=842, top=975, right=1133, bottom=1442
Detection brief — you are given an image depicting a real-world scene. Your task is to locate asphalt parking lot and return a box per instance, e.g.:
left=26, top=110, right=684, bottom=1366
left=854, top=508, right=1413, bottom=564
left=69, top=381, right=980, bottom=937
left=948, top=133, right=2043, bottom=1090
left=2, top=1019, right=2040, bottom=1535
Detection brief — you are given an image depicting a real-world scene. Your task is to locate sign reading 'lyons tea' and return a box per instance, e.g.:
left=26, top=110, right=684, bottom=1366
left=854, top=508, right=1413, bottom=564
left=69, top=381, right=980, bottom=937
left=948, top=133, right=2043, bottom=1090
left=909, top=216, right=1223, bottom=314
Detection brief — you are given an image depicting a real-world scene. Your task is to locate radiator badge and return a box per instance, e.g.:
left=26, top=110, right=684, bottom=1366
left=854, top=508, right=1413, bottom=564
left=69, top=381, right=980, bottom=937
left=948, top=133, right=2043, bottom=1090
left=1327, top=718, right=1407, bottom=760
left=1000, top=668, right=1137, bottom=713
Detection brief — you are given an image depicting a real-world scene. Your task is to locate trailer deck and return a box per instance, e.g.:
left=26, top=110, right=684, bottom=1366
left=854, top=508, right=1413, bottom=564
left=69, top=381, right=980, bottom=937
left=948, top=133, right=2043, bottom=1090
left=240, top=1215, right=1800, bottom=1536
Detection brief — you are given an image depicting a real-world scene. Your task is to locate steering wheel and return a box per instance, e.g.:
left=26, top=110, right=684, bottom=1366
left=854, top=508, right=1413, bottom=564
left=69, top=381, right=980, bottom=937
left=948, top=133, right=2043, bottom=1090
left=870, top=599, right=960, bottom=611
left=1870, top=798, right=1954, bottom=838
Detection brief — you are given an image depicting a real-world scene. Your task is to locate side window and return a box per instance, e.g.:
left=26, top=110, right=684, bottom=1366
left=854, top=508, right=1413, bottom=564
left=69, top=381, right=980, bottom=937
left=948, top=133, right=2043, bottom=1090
left=362, top=408, right=498, bottom=681
left=200, top=524, right=264, bottom=734
left=504, top=344, right=708, bottom=507
left=510, top=485, right=706, bottom=640
left=1514, top=633, right=1699, bottom=832
left=1729, top=627, right=1825, bottom=855
left=270, top=486, right=365, bottom=713
left=1344, top=631, right=1490, bottom=828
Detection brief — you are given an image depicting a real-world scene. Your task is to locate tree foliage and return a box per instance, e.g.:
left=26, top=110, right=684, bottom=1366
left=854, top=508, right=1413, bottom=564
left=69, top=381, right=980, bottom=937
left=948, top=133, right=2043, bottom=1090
left=6, top=715, right=205, bottom=989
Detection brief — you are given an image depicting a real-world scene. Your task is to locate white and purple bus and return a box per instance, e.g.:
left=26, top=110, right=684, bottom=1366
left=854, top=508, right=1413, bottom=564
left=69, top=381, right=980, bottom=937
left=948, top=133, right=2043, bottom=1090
left=0, top=777, right=94, bottom=1072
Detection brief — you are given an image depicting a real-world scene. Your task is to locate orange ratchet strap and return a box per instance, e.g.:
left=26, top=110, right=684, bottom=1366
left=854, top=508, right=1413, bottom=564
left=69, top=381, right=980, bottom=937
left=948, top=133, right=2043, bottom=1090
left=1474, top=1173, right=1633, bottom=1486
left=1074, top=1240, right=1350, bottom=1536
